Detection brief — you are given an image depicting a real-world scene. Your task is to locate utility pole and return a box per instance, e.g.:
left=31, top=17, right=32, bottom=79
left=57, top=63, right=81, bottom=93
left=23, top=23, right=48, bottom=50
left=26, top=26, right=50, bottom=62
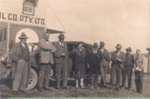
left=147, top=0, right=150, bottom=73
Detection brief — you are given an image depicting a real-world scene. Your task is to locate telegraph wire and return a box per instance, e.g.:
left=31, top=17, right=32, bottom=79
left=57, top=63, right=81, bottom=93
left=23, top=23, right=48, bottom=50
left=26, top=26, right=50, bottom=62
left=47, top=0, right=67, bottom=33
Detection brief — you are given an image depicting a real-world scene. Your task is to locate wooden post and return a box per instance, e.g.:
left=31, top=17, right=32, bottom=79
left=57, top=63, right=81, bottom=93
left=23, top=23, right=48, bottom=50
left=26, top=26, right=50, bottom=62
left=147, top=48, right=150, bottom=73
left=6, top=22, right=10, bottom=61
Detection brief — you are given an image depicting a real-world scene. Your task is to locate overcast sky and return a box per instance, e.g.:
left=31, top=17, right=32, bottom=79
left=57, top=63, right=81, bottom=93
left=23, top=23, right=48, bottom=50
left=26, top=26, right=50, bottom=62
left=46, top=0, right=150, bottom=53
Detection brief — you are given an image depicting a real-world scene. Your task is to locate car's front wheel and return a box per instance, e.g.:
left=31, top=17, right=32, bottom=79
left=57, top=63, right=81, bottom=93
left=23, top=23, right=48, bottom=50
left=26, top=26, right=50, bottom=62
left=26, top=68, right=38, bottom=91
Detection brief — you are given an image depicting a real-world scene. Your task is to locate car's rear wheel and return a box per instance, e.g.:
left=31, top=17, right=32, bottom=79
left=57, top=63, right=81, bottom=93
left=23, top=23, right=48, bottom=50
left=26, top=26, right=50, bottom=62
left=26, top=68, right=38, bottom=91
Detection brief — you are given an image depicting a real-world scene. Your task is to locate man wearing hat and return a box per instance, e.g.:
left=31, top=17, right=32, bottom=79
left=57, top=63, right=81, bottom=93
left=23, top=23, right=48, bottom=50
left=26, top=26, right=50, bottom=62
left=53, top=33, right=68, bottom=90
left=11, top=32, right=30, bottom=93
left=38, top=33, right=56, bottom=92
left=86, top=42, right=100, bottom=88
left=121, top=47, right=134, bottom=90
left=111, top=44, right=125, bottom=91
left=97, top=41, right=110, bottom=88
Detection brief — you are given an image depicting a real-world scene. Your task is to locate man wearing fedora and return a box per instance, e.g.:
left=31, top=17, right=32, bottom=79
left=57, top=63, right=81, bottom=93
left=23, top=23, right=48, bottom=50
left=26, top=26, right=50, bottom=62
left=86, top=42, right=100, bottom=89
left=11, top=32, right=30, bottom=93
left=121, top=47, right=134, bottom=90
left=38, top=33, right=56, bottom=92
left=97, top=41, right=110, bottom=88
left=111, top=44, right=125, bottom=91
left=53, top=33, right=68, bottom=90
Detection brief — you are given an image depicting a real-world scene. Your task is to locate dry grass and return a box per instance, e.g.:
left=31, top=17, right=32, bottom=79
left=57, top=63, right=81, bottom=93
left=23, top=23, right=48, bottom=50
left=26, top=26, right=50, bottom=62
left=1, top=74, right=150, bottom=98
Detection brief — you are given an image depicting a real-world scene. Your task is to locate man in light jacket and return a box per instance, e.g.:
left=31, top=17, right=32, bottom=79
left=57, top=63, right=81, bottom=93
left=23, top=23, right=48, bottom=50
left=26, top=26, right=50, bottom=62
left=111, top=44, right=125, bottom=91
left=38, top=33, right=56, bottom=92
left=134, top=49, right=144, bottom=94
left=98, top=41, right=110, bottom=88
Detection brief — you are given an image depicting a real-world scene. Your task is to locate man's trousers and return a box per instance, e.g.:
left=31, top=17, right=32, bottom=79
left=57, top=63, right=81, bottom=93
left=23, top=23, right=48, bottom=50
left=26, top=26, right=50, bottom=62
left=55, top=58, right=68, bottom=89
left=38, top=63, right=52, bottom=88
left=111, top=65, right=122, bottom=88
left=13, top=59, right=29, bottom=91
left=135, top=70, right=143, bottom=93
left=122, top=67, right=133, bottom=88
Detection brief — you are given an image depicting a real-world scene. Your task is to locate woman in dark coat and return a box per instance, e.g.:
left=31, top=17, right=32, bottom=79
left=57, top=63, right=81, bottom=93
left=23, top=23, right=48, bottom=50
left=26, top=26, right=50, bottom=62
left=74, top=42, right=86, bottom=88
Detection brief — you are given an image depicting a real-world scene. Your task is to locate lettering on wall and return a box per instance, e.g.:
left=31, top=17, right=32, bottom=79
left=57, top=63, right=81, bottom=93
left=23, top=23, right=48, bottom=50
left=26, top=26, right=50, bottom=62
left=0, top=12, right=45, bottom=25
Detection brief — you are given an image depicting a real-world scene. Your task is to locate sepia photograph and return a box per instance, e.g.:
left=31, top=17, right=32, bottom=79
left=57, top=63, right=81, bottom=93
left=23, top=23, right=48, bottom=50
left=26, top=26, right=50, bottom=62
left=0, top=0, right=150, bottom=98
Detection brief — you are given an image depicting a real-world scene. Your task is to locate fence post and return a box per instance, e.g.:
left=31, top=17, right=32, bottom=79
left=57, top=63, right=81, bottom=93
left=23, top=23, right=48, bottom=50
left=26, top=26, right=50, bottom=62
left=146, top=48, right=150, bottom=73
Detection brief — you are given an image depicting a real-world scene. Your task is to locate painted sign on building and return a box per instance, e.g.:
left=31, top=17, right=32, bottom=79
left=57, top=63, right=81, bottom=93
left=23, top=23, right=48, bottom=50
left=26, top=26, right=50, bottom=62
left=0, top=12, right=45, bottom=25
left=0, top=0, right=48, bottom=26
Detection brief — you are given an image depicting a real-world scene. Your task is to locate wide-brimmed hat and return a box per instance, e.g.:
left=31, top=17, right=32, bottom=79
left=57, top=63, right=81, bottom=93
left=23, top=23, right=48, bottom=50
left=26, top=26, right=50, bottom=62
left=18, top=32, right=28, bottom=39
left=100, top=41, right=105, bottom=46
left=115, top=44, right=122, bottom=49
left=126, top=47, right=132, bottom=52
left=93, top=42, right=98, bottom=47
left=58, top=33, right=65, bottom=39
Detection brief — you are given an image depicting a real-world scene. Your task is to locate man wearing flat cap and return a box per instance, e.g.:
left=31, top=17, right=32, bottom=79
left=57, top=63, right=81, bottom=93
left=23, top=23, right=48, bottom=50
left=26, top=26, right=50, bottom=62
left=53, top=33, right=68, bottom=90
left=121, top=47, right=134, bottom=90
left=111, top=44, right=125, bottom=91
left=97, top=41, right=110, bottom=88
left=11, top=32, right=30, bottom=93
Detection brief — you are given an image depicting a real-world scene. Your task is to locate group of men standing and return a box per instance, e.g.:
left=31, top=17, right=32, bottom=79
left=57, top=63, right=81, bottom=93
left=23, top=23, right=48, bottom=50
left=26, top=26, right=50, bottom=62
left=86, top=41, right=144, bottom=94
left=11, top=32, right=68, bottom=94
left=10, top=32, right=144, bottom=94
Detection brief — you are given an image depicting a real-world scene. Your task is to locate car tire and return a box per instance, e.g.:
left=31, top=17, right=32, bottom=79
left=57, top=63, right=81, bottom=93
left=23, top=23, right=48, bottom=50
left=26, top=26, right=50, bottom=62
left=26, top=68, right=38, bottom=91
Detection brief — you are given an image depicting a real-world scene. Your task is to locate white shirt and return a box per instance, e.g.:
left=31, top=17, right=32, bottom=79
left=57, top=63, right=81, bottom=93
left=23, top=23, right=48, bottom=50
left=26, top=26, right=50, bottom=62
left=21, top=42, right=25, bottom=48
left=100, top=48, right=104, bottom=52
left=46, top=41, right=49, bottom=45
left=92, top=48, right=98, bottom=54
left=59, top=42, right=64, bottom=46
left=117, top=51, right=121, bottom=57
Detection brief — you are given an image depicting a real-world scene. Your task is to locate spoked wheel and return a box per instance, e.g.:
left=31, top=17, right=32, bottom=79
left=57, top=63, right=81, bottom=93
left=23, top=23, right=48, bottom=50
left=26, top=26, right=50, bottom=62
left=26, top=68, right=38, bottom=91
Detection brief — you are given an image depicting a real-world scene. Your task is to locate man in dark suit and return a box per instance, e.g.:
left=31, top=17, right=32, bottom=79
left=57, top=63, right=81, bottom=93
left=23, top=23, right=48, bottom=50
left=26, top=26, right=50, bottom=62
left=11, top=33, right=30, bottom=93
left=111, top=44, right=125, bottom=91
left=121, top=47, right=134, bottom=90
left=38, top=33, right=56, bottom=92
left=86, top=42, right=100, bottom=89
left=98, top=41, right=110, bottom=88
left=53, top=33, right=68, bottom=90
